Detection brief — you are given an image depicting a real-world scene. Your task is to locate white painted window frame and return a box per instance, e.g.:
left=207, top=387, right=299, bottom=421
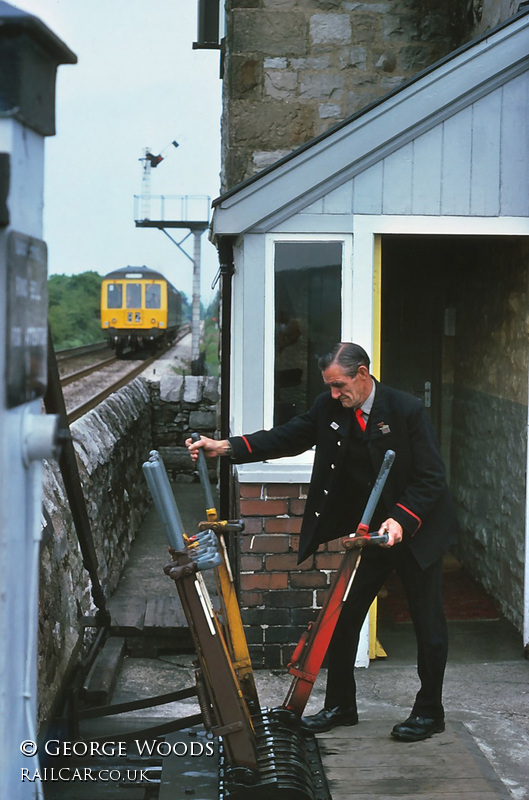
left=237, top=232, right=353, bottom=483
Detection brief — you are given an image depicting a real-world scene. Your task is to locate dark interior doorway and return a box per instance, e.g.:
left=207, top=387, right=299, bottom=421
left=379, top=233, right=528, bottom=629
left=380, top=236, right=445, bottom=436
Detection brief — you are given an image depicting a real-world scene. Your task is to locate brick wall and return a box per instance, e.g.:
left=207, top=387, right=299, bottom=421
left=238, top=481, right=344, bottom=668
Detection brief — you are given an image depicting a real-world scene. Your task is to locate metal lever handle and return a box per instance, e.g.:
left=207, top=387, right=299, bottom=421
left=142, top=450, right=186, bottom=551
left=357, top=449, right=395, bottom=533
left=191, top=432, right=216, bottom=513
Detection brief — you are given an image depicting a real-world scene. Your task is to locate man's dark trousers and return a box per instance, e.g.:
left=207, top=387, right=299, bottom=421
left=324, top=545, right=448, bottom=720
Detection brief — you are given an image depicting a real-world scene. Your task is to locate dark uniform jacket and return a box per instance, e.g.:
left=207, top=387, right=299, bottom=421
left=229, top=380, right=458, bottom=568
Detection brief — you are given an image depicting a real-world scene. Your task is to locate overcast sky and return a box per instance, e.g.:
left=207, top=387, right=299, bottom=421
left=11, top=0, right=222, bottom=303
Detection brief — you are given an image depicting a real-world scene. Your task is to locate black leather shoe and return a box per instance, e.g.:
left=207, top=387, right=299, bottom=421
left=300, top=706, right=358, bottom=733
left=391, top=715, right=445, bottom=741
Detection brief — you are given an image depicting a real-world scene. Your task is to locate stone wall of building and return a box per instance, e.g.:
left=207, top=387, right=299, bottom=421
left=222, top=0, right=473, bottom=189
left=38, top=373, right=220, bottom=726
left=472, top=0, right=520, bottom=34
left=450, top=238, right=529, bottom=631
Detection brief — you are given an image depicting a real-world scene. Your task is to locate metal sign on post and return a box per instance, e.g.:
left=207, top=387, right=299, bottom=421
left=5, top=231, right=48, bottom=407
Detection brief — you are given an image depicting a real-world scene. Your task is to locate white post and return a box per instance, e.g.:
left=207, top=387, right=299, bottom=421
left=351, top=225, right=377, bottom=667
left=192, top=230, right=202, bottom=363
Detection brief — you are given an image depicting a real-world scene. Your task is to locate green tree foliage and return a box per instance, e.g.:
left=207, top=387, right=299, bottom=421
left=203, top=292, right=220, bottom=375
left=48, top=271, right=103, bottom=349
left=180, top=291, right=192, bottom=322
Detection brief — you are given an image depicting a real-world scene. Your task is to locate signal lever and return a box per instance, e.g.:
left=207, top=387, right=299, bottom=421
left=343, top=530, right=389, bottom=548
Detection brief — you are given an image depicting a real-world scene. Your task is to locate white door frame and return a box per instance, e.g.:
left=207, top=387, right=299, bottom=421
left=352, top=213, right=529, bottom=650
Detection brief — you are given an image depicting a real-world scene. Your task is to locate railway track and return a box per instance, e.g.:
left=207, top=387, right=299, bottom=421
left=64, top=352, right=161, bottom=424
left=60, top=355, right=119, bottom=387
left=60, top=325, right=191, bottom=424
left=56, top=340, right=110, bottom=362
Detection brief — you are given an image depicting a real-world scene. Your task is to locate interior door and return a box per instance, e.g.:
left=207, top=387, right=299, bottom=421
left=380, top=235, right=444, bottom=436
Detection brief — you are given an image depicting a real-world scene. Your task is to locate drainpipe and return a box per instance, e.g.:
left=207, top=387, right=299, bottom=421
left=216, top=235, right=235, bottom=521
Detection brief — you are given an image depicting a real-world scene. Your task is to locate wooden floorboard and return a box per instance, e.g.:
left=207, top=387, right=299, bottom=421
left=107, top=595, right=147, bottom=634
left=83, top=636, right=126, bottom=706
left=143, top=595, right=188, bottom=632
left=318, top=721, right=511, bottom=799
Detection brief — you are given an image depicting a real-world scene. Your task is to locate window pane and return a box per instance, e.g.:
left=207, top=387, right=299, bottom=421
left=126, top=283, right=142, bottom=309
left=107, top=283, right=122, bottom=309
left=145, top=283, right=161, bottom=309
left=274, top=242, right=342, bottom=425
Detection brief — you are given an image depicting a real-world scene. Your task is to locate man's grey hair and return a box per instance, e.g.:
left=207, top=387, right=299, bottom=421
left=318, top=342, right=370, bottom=378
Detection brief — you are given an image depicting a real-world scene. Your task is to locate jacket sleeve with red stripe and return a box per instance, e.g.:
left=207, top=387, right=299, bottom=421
left=227, top=403, right=319, bottom=464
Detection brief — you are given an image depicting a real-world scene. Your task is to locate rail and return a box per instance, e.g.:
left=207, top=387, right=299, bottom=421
left=55, top=341, right=109, bottom=361
left=66, top=353, right=160, bottom=423
left=61, top=356, right=119, bottom=386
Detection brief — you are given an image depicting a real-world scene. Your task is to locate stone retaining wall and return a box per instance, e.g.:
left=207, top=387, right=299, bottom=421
left=450, top=238, right=529, bottom=632
left=149, top=373, right=220, bottom=480
left=38, top=373, right=220, bottom=726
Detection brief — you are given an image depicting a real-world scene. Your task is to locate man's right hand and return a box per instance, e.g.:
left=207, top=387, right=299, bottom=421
left=185, top=435, right=231, bottom=460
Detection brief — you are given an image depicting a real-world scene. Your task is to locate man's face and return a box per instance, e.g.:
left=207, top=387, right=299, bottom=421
left=322, top=363, right=372, bottom=409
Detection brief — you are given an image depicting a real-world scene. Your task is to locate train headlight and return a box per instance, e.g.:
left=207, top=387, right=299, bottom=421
left=111, top=317, right=117, bottom=324
left=159, top=321, right=165, bottom=327
left=103, top=321, right=109, bottom=328
left=151, top=318, right=156, bottom=324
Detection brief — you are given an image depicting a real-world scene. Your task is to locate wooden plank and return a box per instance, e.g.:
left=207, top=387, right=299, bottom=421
left=353, top=161, right=383, bottom=213
left=500, top=72, right=529, bottom=216
left=143, top=595, right=188, bottom=632
left=83, top=637, right=126, bottom=706
left=323, top=182, right=353, bottom=214
left=107, top=595, right=146, bottom=634
left=326, top=770, right=500, bottom=788
left=318, top=721, right=511, bottom=800
left=470, top=88, right=501, bottom=216
left=382, top=142, right=413, bottom=214
left=411, top=126, right=442, bottom=214
left=441, top=106, right=473, bottom=215
left=330, top=794, right=507, bottom=800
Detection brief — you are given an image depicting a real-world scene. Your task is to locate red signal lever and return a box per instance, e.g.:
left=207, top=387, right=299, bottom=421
left=282, top=450, right=395, bottom=717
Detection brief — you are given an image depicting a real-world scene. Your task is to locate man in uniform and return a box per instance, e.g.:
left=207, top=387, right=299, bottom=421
left=186, top=342, right=458, bottom=742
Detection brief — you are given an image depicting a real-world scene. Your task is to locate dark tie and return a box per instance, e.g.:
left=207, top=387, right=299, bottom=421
left=355, top=407, right=366, bottom=432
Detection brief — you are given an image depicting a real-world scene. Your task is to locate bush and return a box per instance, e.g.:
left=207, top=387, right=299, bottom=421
left=48, top=271, right=103, bottom=349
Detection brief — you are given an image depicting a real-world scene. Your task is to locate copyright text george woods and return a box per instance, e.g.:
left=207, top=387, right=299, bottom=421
left=20, top=738, right=215, bottom=783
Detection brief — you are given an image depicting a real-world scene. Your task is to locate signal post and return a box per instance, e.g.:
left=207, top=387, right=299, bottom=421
left=0, top=4, right=76, bottom=796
